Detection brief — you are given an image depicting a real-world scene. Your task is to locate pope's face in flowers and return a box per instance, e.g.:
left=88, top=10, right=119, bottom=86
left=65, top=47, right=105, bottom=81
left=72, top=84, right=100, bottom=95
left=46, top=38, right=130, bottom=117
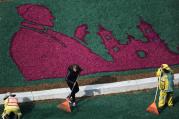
left=17, top=4, right=55, bottom=27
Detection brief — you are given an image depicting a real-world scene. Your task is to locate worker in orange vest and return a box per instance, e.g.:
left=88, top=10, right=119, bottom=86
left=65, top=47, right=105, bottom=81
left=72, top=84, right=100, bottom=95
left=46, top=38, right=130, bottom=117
left=1, top=92, right=22, bottom=119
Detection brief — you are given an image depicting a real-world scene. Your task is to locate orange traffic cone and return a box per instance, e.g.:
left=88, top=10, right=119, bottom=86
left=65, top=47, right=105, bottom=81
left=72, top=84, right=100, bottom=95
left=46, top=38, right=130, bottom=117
left=58, top=100, right=71, bottom=112
left=146, top=79, right=160, bottom=115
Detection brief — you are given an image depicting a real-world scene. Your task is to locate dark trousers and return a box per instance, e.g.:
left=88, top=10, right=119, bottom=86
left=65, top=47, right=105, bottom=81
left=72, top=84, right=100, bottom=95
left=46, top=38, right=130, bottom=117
left=67, top=81, right=79, bottom=102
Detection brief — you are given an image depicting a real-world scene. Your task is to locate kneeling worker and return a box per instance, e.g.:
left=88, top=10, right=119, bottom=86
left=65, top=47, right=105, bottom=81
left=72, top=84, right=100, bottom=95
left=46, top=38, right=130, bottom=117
left=1, top=92, right=22, bottom=119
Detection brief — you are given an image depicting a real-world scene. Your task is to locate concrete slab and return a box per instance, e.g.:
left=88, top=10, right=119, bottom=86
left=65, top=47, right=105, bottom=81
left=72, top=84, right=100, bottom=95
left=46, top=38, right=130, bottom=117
left=0, top=73, right=179, bottom=105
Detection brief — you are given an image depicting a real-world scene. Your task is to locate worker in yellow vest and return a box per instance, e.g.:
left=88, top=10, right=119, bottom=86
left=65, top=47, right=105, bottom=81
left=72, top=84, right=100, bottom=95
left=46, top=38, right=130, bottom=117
left=156, top=64, right=174, bottom=109
left=1, top=92, right=22, bottom=119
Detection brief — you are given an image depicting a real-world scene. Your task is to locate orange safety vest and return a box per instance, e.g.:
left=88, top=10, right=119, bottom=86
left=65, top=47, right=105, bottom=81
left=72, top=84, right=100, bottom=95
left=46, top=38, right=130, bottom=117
left=7, top=97, right=18, bottom=106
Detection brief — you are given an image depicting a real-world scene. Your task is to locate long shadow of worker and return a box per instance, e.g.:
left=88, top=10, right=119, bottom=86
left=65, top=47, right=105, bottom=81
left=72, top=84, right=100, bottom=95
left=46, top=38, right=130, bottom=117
left=75, top=76, right=117, bottom=112
left=83, top=75, right=117, bottom=97
left=74, top=89, right=101, bottom=112
left=20, top=97, right=35, bottom=118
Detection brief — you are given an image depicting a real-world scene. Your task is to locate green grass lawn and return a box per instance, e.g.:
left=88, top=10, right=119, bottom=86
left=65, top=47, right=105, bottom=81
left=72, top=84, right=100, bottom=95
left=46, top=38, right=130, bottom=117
left=0, top=0, right=179, bottom=87
left=1, top=88, right=178, bottom=119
